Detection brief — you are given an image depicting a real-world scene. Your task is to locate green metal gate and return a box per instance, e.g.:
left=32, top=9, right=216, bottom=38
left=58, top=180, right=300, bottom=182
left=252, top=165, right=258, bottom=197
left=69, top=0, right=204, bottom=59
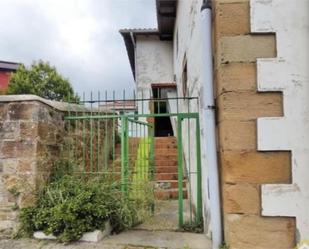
left=64, top=92, right=203, bottom=229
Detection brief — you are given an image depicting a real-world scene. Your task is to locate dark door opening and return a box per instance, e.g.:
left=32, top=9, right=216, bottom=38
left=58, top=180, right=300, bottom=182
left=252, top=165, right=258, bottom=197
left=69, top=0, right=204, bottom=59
left=152, top=86, right=174, bottom=137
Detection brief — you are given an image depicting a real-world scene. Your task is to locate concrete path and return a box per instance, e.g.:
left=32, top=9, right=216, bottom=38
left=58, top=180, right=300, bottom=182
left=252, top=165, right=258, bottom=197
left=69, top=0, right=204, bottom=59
left=136, top=200, right=192, bottom=231
left=0, top=230, right=212, bottom=249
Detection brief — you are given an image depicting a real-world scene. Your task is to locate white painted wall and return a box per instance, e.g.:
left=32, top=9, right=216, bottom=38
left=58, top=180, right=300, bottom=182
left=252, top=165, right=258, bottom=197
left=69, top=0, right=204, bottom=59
left=135, top=35, right=173, bottom=118
left=135, top=35, right=174, bottom=89
left=251, top=0, right=309, bottom=242
left=173, top=0, right=213, bottom=238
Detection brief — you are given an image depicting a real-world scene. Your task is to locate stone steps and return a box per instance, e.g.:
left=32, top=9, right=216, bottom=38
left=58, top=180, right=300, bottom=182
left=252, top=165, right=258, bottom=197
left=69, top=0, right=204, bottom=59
left=154, top=137, right=187, bottom=200
left=155, top=188, right=188, bottom=200
left=110, top=136, right=187, bottom=201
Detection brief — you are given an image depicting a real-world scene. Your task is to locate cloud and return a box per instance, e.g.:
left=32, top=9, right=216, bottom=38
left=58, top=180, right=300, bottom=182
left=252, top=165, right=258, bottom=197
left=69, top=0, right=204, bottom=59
left=0, top=0, right=157, bottom=96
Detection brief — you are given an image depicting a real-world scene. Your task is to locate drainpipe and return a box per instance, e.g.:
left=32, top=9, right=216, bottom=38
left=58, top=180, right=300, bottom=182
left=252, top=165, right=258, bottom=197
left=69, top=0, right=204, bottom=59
left=201, top=2, right=222, bottom=249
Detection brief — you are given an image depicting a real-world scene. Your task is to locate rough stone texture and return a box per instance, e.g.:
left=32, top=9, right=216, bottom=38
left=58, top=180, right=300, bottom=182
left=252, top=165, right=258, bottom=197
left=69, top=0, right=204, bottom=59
left=213, top=0, right=296, bottom=248
left=215, top=63, right=257, bottom=97
left=223, top=183, right=260, bottom=214
left=0, top=101, right=62, bottom=234
left=218, top=120, right=256, bottom=151
left=0, top=99, right=114, bottom=235
left=224, top=214, right=296, bottom=249
left=221, top=151, right=291, bottom=184
left=217, top=35, right=276, bottom=64
left=214, top=1, right=250, bottom=38
left=217, top=91, right=283, bottom=122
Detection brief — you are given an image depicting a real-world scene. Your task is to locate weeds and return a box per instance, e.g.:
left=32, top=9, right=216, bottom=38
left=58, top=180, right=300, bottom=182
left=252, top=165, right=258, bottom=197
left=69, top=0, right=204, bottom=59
left=220, top=243, right=230, bottom=249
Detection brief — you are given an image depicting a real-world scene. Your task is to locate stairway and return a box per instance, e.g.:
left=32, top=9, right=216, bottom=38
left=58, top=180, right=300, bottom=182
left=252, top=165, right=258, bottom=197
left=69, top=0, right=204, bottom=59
left=110, top=136, right=187, bottom=201
left=154, top=137, right=188, bottom=200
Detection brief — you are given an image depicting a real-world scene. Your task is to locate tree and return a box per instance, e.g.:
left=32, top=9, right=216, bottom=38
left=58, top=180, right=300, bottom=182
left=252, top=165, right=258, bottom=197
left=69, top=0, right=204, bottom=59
left=7, top=60, right=79, bottom=102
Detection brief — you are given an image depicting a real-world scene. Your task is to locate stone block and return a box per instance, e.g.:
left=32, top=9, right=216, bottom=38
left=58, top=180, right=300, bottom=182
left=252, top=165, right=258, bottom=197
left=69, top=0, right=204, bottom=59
left=8, top=102, right=39, bottom=121
left=224, top=214, right=296, bottom=249
left=0, top=209, right=17, bottom=221
left=17, top=158, right=35, bottom=174
left=221, top=151, right=291, bottom=184
left=1, top=175, right=21, bottom=196
left=217, top=35, right=276, bottom=64
left=0, top=141, right=36, bottom=158
left=215, top=1, right=250, bottom=37
left=217, top=91, right=283, bottom=122
left=37, top=122, right=57, bottom=144
left=0, top=220, right=15, bottom=231
left=37, top=105, right=64, bottom=125
left=33, top=221, right=111, bottom=242
left=80, top=222, right=111, bottom=242
left=0, top=158, right=36, bottom=174
left=218, top=120, right=256, bottom=151
left=0, top=104, right=7, bottom=121
left=223, top=183, right=260, bottom=214
left=0, top=159, right=18, bottom=174
left=0, top=121, right=19, bottom=140
left=18, top=192, right=36, bottom=208
left=215, top=63, right=256, bottom=96
left=33, top=231, right=56, bottom=240
left=20, top=121, right=38, bottom=140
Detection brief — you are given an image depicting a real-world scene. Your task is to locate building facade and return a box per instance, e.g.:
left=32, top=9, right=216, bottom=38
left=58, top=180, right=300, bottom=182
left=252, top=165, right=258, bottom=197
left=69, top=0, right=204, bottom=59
left=0, top=61, right=19, bottom=93
left=121, top=0, right=309, bottom=249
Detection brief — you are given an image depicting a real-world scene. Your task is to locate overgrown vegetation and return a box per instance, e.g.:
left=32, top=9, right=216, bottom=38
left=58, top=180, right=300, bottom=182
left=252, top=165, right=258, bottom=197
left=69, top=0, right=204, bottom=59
left=18, top=174, right=141, bottom=242
left=179, top=219, right=204, bottom=233
left=219, top=243, right=230, bottom=249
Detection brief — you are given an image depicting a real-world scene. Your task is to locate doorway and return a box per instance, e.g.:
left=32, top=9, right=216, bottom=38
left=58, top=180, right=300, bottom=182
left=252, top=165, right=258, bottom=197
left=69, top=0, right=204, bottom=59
left=152, top=84, right=174, bottom=137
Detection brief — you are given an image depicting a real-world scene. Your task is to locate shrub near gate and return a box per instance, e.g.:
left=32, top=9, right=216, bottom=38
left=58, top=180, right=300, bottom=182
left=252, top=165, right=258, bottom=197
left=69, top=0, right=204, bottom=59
left=18, top=175, right=139, bottom=242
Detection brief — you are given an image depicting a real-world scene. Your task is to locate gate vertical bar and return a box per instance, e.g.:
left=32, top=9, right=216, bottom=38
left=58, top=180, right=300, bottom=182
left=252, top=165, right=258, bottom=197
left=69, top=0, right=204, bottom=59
left=195, top=116, right=203, bottom=222
left=82, top=92, right=86, bottom=171
left=150, top=123, right=155, bottom=214
left=90, top=92, right=93, bottom=172
left=177, top=116, right=184, bottom=227
left=97, top=91, right=100, bottom=171
left=121, top=116, right=129, bottom=196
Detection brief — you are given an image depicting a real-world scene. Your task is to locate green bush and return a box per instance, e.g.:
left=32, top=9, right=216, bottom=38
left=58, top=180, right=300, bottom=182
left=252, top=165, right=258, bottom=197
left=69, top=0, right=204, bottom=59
left=19, top=175, right=139, bottom=242
left=219, top=243, right=230, bottom=249
left=179, top=219, right=204, bottom=233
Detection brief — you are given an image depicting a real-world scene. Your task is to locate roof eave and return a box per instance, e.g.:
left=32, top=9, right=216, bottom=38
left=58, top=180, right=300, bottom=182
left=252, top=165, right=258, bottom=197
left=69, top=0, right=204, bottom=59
left=156, top=0, right=177, bottom=40
left=0, top=61, right=20, bottom=71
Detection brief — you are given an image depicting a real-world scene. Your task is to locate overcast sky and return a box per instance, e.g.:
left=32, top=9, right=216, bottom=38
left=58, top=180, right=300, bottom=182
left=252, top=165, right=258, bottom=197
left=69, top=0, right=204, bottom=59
left=0, top=0, right=157, bottom=97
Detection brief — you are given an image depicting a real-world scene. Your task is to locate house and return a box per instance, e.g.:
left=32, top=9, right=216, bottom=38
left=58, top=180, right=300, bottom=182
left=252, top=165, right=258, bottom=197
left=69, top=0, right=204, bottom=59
left=121, top=0, right=309, bottom=249
left=100, top=100, right=137, bottom=136
left=0, top=61, right=19, bottom=93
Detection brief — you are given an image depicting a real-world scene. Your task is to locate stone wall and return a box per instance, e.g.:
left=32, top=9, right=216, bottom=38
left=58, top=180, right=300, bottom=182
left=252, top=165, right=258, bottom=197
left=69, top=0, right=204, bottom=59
left=0, top=100, right=64, bottom=233
left=213, top=0, right=296, bottom=248
left=0, top=96, right=114, bottom=235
